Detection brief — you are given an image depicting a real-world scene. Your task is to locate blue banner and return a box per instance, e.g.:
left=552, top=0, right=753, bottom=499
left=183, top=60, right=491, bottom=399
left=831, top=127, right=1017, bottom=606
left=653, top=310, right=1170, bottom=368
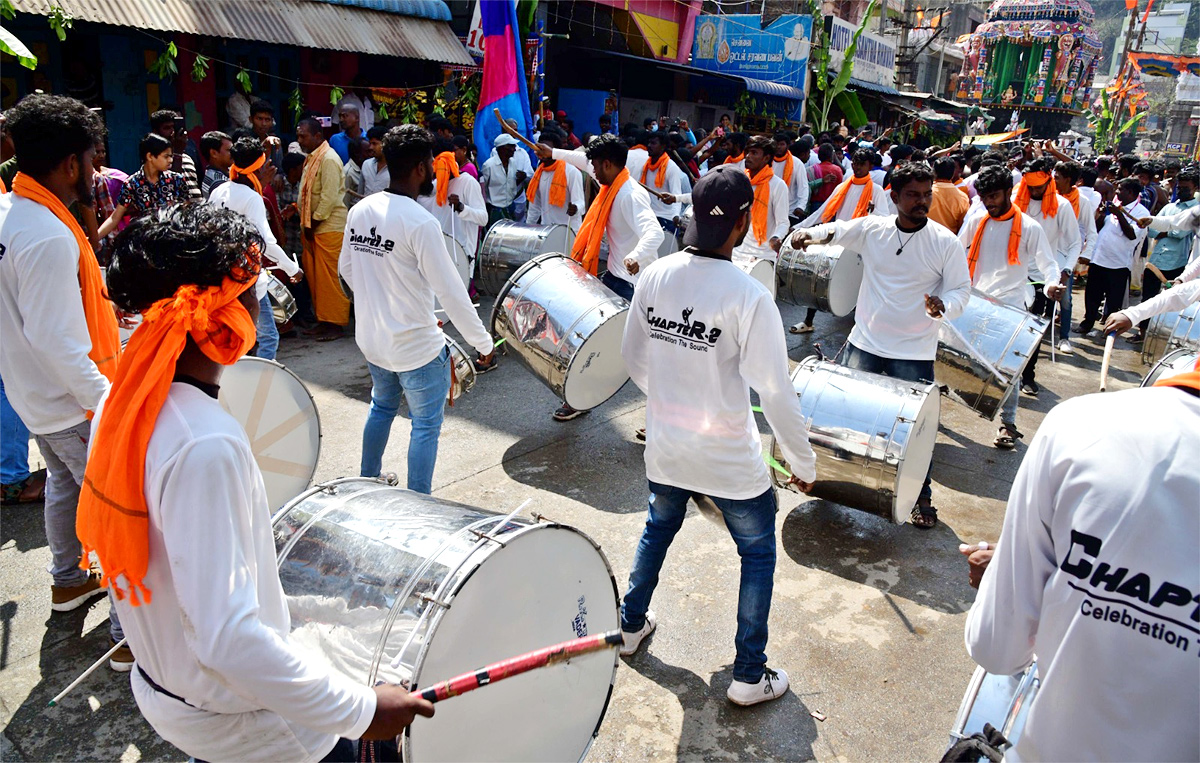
left=690, top=14, right=812, bottom=94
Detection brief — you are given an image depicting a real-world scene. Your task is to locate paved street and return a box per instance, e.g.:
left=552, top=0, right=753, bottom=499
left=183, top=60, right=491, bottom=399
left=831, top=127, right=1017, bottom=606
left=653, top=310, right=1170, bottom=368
left=0, top=291, right=1149, bottom=762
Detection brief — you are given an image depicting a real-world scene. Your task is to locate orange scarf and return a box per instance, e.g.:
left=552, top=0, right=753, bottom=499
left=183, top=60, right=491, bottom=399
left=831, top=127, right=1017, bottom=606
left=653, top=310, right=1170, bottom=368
left=0, top=177, right=6, bottom=193
left=76, top=267, right=261, bottom=605
left=12, top=173, right=120, bottom=382
left=299, top=141, right=331, bottom=228
left=822, top=175, right=874, bottom=223
left=968, top=204, right=1022, bottom=279
left=572, top=168, right=629, bottom=276
left=229, top=153, right=265, bottom=195
left=526, top=159, right=568, bottom=207
left=641, top=152, right=669, bottom=188
left=774, top=153, right=793, bottom=185
left=1014, top=171, right=1059, bottom=218
left=748, top=164, right=773, bottom=246
left=724, top=152, right=745, bottom=165
left=1061, top=186, right=1081, bottom=218
left=630, top=144, right=648, bottom=152
left=433, top=151, right=460, bottom=206
left=1153, top=355, right=1200, bottom=393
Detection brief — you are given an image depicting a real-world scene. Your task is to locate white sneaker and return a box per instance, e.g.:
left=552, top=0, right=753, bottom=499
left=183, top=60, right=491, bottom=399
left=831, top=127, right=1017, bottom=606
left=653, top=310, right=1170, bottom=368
left=727, top=666, right=789, bottom=706
left=619, top=610, right=656, bottom=656
left=1057, top=339, right=1073, bottom=354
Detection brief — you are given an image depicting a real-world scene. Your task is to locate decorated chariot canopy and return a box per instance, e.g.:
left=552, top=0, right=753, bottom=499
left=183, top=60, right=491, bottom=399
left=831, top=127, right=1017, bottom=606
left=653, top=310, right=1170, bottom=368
left=955, top=0, right=1100, bottom=116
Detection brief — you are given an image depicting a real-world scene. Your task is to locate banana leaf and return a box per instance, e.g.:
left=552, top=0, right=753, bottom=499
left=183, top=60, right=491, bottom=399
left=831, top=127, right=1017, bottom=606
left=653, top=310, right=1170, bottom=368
left=0, top=25, right=37, bottom=69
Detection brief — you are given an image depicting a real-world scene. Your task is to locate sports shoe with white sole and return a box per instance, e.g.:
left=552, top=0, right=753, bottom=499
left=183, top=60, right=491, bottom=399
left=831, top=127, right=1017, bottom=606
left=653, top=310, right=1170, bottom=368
left=619, top=610, right=656, bottom=656
left=51, top=571, right=107, bottom=612
left=1057, top=339, right=1073, bottom=354
left=727, top=666, right=789, bottom=706
left=109, top=638, right=134, bottom=672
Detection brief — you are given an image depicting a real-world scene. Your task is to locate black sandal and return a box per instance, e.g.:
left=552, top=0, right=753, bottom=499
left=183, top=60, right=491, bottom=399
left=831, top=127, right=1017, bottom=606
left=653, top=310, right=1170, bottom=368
left=994, top=424, right=1023, bottom=450
left=910, top=503, right=937, bottom=529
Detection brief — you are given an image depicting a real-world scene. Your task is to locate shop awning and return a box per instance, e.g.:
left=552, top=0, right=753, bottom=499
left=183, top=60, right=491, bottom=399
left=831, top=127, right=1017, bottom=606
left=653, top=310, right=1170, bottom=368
left=576, top=47, right=809, bottom=102
left=848, top=77, right=900, bottom=96
left=8, top=0, right=473, bottom=65
left=740, top=77, right=806, bottom=101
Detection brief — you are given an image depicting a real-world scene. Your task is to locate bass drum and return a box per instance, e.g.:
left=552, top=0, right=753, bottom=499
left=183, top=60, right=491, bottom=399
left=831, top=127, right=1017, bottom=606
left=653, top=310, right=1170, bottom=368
left=491, top=253, right=630, bottom=411
left=936, top=290, right=1046, bottom=420
left=948, top=661, right=1040, bottom=754
left=1142, top=301, right=1200, bottom=365
left=1141, top=347, right=1199, bottom=387
left=267, top=272, right=298, bottom=324
left=446, top=336, right=477, bottom=404
left=733, top=255, right=776, bottom=297
left=219, top=357, right=321, bottom=512
left=273, top=479, right=620, bottom=762
left=769, top=356, right=940, bottom=524
left=775, top=242, right=864, bottom=317
left=443, top=233, right=475, bottom=292
left=478, top=221, right=571, bottom=295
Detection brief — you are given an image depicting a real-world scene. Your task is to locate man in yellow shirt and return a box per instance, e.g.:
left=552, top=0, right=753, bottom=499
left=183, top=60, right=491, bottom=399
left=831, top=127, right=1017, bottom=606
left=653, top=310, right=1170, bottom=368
left=296, top=117, right=350, bottom=341
left=928, top=156, right=969, bottom=234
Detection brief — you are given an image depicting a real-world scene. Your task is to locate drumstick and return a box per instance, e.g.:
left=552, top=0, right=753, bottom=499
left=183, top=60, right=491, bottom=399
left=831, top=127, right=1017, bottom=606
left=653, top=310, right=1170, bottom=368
left=1098, top=333, right=1115, bottom=392
left=1145, top=262, right=1168, bottom=284
left=48, top=638, right=127, bottom=707
left=493, top=109, right=539, bottom=152
left=939, top=317, right=1011, bottom=385
left=413, top=630, right=622, bottom=703
left=637, top=181, right=669, bottom=202
left=1049, top=301, right=1057, bottom=363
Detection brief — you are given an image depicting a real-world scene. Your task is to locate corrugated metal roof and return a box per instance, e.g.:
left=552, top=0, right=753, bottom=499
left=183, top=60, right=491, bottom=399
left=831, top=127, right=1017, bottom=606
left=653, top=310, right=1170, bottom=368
left=9, top=0, right=473, bottom=65
left=740, top=77, right=805, bottom=102
left=310, top=0, right=451, bottom=22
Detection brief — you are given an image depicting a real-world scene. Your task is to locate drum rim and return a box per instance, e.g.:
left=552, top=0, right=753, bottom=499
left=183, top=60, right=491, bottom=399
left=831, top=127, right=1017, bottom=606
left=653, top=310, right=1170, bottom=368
left=404, top=520, right=621, bottom=763
left=1141, top=347, right=1200, bottom=387
left=560, top=303, right=631, bottom=410
left=445, top=336, right=478, bottom=401
left=488, top=251, right=573, bottom=338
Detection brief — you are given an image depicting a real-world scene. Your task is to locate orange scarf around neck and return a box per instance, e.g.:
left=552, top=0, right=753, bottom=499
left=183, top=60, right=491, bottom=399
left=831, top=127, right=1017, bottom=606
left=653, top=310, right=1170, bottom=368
left=641, top=152, right=669, bottom=188
left=527, top=159, right=568, bottom=207
left=76, top=267, right=261, bottom=606
left=433, top=151, right=460, bottom=206
left=630, top=144, right=648, bottom=152
left=774, top=153, right=793, bottom=185
left=299, top=141, right=330, bottom=227
left=1061, top=186, right=1081, bottom=218
left=968, top=204, right=1022, bottom=279
left=572, top=168, right=629, bottom=276
left=1014, top=171, right=1059, bottom=218
left=1153, top=355, right=1200, bottom=393
left=822, top=175, right=874, bottom=223
left=230, top=154, right=265, bottom=195
left=748, top=164, right=773, bottom=246
left=724, top=152, right=745, bottom=165
left=12, top=173, right=120, bottom=382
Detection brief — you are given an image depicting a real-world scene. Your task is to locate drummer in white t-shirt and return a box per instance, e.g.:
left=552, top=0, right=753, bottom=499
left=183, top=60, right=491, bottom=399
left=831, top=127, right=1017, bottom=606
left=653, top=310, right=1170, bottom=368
left=619, top=166, right=817, bottom=707
left=789, top=161, right=972, bottom=528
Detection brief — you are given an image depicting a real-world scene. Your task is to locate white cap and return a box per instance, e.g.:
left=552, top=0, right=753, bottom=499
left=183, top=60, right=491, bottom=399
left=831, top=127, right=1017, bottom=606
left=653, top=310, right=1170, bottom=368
left=493, top=133, right=518, bottom=148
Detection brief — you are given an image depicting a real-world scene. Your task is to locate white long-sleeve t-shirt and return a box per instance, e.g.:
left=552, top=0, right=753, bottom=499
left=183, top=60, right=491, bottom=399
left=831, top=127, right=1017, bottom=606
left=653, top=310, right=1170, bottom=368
left=101, top=385, right=376, bottom=762
left=1181, top=255, right=1200, bottom=283
left=801, top=215, right=972, bottom=360
left=959, top=208, right=1059, bottom=308
left=552, top=148, right=663, bottom=285
left=1022, top=195, right=1081, bottom=274
left=0, top=194, right=109, bottom=433
left=208, top=182, right=301, bottom=300
left=799, top=177, right=894, bottom=227
left=638, top=157, right=685, bottom=221
left=773, top=153, right=809, bottom=215
left=965, top=386, right=1200, bottom=763
left=625, top=147, right=649, bottom=182
left=1119, top=278, right=1200, bottom=326
left=417, top=173, right=488, bottom=262
left=1075, top=192, right=1098, bottom=265
left=732, top=173, right=791, bottom=263
left=623, top=252, right=817, bottom=498
left=526, top=159, right=584, bottom=233
left=339, top=191, right=492, bottom=372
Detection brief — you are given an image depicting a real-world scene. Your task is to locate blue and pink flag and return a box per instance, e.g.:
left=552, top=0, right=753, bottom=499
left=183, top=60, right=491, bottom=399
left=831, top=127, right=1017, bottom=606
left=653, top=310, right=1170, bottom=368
left=474, top=0, right=533, bottom=162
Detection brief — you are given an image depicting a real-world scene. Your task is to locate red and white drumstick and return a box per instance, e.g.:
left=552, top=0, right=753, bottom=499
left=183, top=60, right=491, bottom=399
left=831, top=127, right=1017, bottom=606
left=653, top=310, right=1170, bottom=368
left=413, top=630, right=622, bottom=703
left=1099, top=333, right=1116, bottom=392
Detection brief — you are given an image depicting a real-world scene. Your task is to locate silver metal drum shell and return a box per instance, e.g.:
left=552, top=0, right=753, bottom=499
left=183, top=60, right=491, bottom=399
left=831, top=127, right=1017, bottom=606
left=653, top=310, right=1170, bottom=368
left=1141, top=347, right=1200, bottom=387
left=1142, top=301, right=1200, bottom=365
left=775, top=242, right=860, bottom=316
left=477, top=220, right=569, bottom=295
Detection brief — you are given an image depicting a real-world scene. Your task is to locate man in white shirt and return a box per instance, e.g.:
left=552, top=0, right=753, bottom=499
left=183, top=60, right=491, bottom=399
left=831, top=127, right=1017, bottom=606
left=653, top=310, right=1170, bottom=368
left=958, top=166, right=1063, bottom=448
left=340, top=126, right=496, bottom=492
left=0, top=94, right=127, bottom=664
left=208, top=137, right=304, bottom=361
left=480, top=134, right=528, bottom=227
left=360, top=126, right=391, bottom=196
left=1077, top=177, right=1149, bottom=337
left=532, top=132, right=663, bottom=422
left=332, top=83, right=375, bottom=132
left=1051, top=160, right=1097, bottom=354
left=416, top=140, right=488, bottom=290
left=961, top=376, right=1199, bottom=763
left=638, top=131, right=685, bottom=235
left=625, top=133, right=650, bottom=183
left=721, top=132, right=748, bottom=172
left=619, top=167, right=817, bottom=706
left=772, top=132, right=809, bottom=222
left=94, top=202, right=434, bottom=762
left=525, top=128, right=583, bottom=234
left=733, top=135, right=790, bottom=267
left=790, top=161, right=973, bottom=528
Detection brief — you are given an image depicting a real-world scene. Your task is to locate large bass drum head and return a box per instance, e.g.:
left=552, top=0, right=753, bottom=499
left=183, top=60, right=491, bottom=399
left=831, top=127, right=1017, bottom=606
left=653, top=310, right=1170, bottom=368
left=892, top=389, right=939, bottom=524
left=539, top=224, right=571, bottom=256
left=411, top=526, right=619, bottom=762
left=563, top=310, right=629, bottom=410
left=827, top=248, right=864, bottom=317
left=219, top=357, right=321, bottom=512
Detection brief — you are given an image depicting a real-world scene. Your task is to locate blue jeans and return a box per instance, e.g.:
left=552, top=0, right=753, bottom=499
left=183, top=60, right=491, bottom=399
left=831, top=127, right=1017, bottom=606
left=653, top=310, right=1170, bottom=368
left=1000, top=383, right=1019, bottom=427
left=601, top=270, right=635, bottom=302
left=0, top=375, right=31, bottom=485
left=621, top=481, right=777, bottom=683
left=360, top=348, right=451, bottom=494
left=254, top=294, right=279, bottom=361
left=842, top=342, right=935, bottom=503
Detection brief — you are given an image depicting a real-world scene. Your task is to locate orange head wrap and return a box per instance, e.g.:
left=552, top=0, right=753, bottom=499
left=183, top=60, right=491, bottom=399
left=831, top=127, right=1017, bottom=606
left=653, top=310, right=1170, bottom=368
left=229, top=153, right=266, bottom=195
left=822, top=175, right=874, bottom=223
left=76, top=258, right=261, bottom=606
left=967, top=204, right=1022, bottom=279
left=748, top=164, right=774, bottom=246
left=433, top=151, right=460, bottom=206
left=1014, top=171, right=1059, bottom=218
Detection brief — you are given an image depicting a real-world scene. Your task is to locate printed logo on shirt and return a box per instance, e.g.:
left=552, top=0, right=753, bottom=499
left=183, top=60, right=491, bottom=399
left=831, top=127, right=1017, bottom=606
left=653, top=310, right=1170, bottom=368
left=645, top=306, right=722, bottom=352
left=347, top=225, right=395, bottom=256
left=1061, top=529, right=1198, bottom=653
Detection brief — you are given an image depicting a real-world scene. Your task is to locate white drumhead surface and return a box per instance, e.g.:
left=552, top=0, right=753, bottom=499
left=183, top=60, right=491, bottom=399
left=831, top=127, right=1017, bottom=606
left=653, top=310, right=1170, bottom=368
left=892, top=386, right=939, bottom=524
left=563, top=309, right=630, bottom=410
left=219, top=357, right=320, bottom=512
left=540, top=224, right=571, bottom=256
left=411, top=527, right=619, bottom=762
left=443, top=233, right=472, bottom=291
left=743, top=259, right=776, bottom=296
left=827, top=249, right=864, bottom=317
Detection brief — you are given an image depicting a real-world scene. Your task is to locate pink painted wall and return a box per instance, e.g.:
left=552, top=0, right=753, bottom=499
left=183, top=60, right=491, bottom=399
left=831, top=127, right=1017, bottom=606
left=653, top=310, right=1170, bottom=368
left=588, top=0, right=703, bottom=63
left=300, top=48, right=359, bottom=126
left=174, top=35, right=218, bottom=136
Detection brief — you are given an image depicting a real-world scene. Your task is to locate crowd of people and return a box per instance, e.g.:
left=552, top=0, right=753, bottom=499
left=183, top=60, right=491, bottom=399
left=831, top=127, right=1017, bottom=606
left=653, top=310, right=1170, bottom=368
left=0, top=88, right=1196, bottom=763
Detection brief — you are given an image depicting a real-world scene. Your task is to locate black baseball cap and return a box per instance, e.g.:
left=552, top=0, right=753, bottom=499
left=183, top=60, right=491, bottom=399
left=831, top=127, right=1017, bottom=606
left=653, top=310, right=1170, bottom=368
left=682, top=166, right=753, bottom=250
